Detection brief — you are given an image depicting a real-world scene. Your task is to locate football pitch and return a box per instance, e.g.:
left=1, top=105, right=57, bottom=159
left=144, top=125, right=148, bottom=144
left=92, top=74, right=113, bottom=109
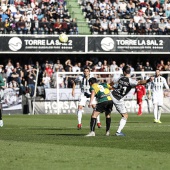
left=0, top=114, right=170, bottom=170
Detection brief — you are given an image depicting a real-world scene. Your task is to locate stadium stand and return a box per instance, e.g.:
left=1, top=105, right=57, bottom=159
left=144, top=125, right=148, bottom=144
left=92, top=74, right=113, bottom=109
left=1, top=0, right=170, bottom=35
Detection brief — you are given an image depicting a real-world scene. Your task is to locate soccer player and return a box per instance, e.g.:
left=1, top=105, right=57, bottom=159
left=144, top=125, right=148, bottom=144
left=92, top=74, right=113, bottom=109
left=148, top=69, right=169, bottom=123
left=111, top=66, right=153, bottom=136
left=86, top=77, right=113, bottom=137
left=72, top=67, right=101, bottom=130
left=134, top=84, right=146, bottom=116
left=0, top=74, right=5, bottom=127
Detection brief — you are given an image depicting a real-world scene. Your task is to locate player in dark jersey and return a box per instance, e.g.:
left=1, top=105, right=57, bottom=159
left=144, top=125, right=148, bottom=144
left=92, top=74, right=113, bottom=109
left=111, top=66, right=153, bottom=136
left=86, top=77, right=113, bottom=137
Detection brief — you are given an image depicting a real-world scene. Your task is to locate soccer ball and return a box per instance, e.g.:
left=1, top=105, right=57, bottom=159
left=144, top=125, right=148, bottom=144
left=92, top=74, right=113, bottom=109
left=59, top=33, right=68, bottom=43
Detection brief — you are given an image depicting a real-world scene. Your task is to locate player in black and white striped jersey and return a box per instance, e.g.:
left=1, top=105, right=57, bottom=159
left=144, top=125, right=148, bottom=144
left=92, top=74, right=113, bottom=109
left=148, top=69, right=169, bottom=123
left=72, top=67, right=101, bottom=129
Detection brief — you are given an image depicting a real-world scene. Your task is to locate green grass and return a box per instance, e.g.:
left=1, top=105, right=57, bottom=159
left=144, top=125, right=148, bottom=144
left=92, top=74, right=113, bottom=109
left=0, top=114, right=170, bottom=170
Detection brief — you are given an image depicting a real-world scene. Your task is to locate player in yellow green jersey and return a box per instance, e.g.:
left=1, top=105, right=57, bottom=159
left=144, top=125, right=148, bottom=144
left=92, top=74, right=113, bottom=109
left=86, top=77, right=113, bottom=137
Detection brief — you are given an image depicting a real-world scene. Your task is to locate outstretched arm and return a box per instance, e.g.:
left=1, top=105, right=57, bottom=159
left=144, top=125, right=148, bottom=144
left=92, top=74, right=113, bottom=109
left=137, top=77, right=154, bottom=85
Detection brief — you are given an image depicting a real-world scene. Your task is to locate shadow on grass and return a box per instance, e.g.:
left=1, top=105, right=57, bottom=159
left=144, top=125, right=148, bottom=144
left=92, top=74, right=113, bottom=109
left=37, top=134, right=84, bottom=136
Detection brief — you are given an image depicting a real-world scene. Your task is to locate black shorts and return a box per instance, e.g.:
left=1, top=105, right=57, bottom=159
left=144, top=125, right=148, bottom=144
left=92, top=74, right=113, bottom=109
left=95, top=100, right=113, bottom=115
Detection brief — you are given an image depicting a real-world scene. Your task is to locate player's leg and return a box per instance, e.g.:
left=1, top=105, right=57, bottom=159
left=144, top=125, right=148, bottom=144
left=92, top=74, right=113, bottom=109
left=105, top=100, right=113, bottom=136
left=157, top=106, right=162, bottom=123
left=92, top=105, right=101, bottom=128
left=113, top=98, right=127, bottom=136
left=0, top=103, right=3, bottom=127
left=86, top=110, right=100, bottom=137
left=153, top=103, right=158, bottom=122
left=157, top=98, right=163, bottom=123
left=116, top=113, right=128, bottom=136
left=96, top=115, right=101, bottom=128
left=77, top=105, right=83, bottom=129
left=137, top=98, right=142, bottom=116
left=91, top=97, right=102, bottom=128
left=77, top=95, right=87, bottom=129
left=152, top=94, right=159, bottom=123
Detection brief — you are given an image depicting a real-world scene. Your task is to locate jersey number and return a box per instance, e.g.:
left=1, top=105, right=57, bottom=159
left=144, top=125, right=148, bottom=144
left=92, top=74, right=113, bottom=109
left=122, top=87, right=127, bottom=95
left=98, top=85, right=105, bottom=92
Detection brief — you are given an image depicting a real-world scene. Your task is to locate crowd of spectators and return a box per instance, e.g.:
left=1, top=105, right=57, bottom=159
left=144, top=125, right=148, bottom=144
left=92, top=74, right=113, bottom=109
left=0, top=0, right=78, bottom=35
left=81, top=0, right=170, bottom=35
left=0, top=58, right=170, bottom=98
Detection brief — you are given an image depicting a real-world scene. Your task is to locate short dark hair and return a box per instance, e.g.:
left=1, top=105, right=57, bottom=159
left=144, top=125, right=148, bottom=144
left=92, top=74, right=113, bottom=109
left=83, top=67, right=90, bottom=71
left=123, top=66, right=131, bottom=74
left=89, top=77, right=97, bottom=84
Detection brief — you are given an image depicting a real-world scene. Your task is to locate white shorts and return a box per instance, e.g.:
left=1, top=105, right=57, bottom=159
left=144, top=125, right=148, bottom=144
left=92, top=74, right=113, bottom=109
left=110, top=93, right=127, bottom=114
left=152, top=93, right=163, bottom=106
left=78, top=94, right=97, bottom=106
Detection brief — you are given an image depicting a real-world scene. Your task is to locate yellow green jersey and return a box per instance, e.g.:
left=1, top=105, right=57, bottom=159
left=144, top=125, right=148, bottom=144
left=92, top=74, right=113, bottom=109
left=90, top=83, right=112, bottom=103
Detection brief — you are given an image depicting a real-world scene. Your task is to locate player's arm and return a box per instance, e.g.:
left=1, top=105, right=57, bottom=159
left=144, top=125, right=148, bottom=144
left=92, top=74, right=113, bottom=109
left=163, top=78, right=169, bottom=90
left=137, top=77, right=154, bottom=85
left=88, top=90, right=95, bottom=108
left=143, top=85, right=146, bottom=95
left=71, top=80, right=76, bottom=97
left=147, top=83, right=152, bottom=99
left=108, top=81, right=115, bottom=90
left=71, top=77, right=80, bottom=97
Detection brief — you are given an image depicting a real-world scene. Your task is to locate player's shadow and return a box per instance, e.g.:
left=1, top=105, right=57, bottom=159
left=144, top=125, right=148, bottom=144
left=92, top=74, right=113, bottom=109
left=127, top=121, right=148, bottom=123
left=37, top=134, right=83, bottom=136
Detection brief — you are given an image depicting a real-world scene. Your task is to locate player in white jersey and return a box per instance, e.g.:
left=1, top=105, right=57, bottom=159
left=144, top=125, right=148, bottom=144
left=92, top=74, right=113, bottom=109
left=72, top=67, right=101, bottom=129
left=148, top=69, right=169, bottom=123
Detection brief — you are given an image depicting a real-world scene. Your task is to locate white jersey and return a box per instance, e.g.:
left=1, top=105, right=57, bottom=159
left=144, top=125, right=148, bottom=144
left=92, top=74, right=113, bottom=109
left=148, top=76, right=169, bottom=94
left=75, top=75, right=92, bottom=94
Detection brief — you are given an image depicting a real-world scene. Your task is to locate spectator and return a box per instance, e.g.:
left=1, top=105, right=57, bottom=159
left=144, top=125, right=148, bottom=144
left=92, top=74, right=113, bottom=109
left=9, top=68, right=21, bottom=85
left=16, top=17, right=28, bottom=34
left=109, top=17, right=118, bottom=34
left=45, top=64, right=53, bottom=78
left=69, top=18, right=78, bottom=35
left=159, top=18, right=167, bottom=34
left=31, top=17, right=41, bottom=34
left=5, top=59, right=14, bottom=80
left=144, top=4, right=153, bottom=20
left=40, top=17, right=49, bottom=34
left=145, top=18, right=152, bottom=34
left=128, top=18, right=136, bottom=34
left=144, top=61, right=153, bottom=71
left=53, top=18, right=62, bottom=34
left=110, top=61, right=118, bottom=72
left=166, top=19, right=170, bottom=34
left=157, top=59, right=165, bottom=71
left=127, top=0, right=136, bottom=15
left=100, top=18, right=108, bottom=34
left=15, top=62, right=23, bottom=84
left=165, top=6, right=170, bottom=19
left=64, top=59, right=73, bottom=72
left=151, top=19, right=159, bottom=34
left=153, top=11, right=161, bottom=23
left=0, top=18, right=5, bottom=34
left=118, top=0, right=128, bottom=17
left=27, top=69, right=36, bottom=97
left=72, top=63, right=81, bottom=72
left=14, top=11, right=22, bottom=23
left=90, top=18, right=101, bottom=34
left=42, top=72, right=51, bottom=88
left=136, top=19, right=146, bottom=34
left=53, top=59, right=63, bottom=73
